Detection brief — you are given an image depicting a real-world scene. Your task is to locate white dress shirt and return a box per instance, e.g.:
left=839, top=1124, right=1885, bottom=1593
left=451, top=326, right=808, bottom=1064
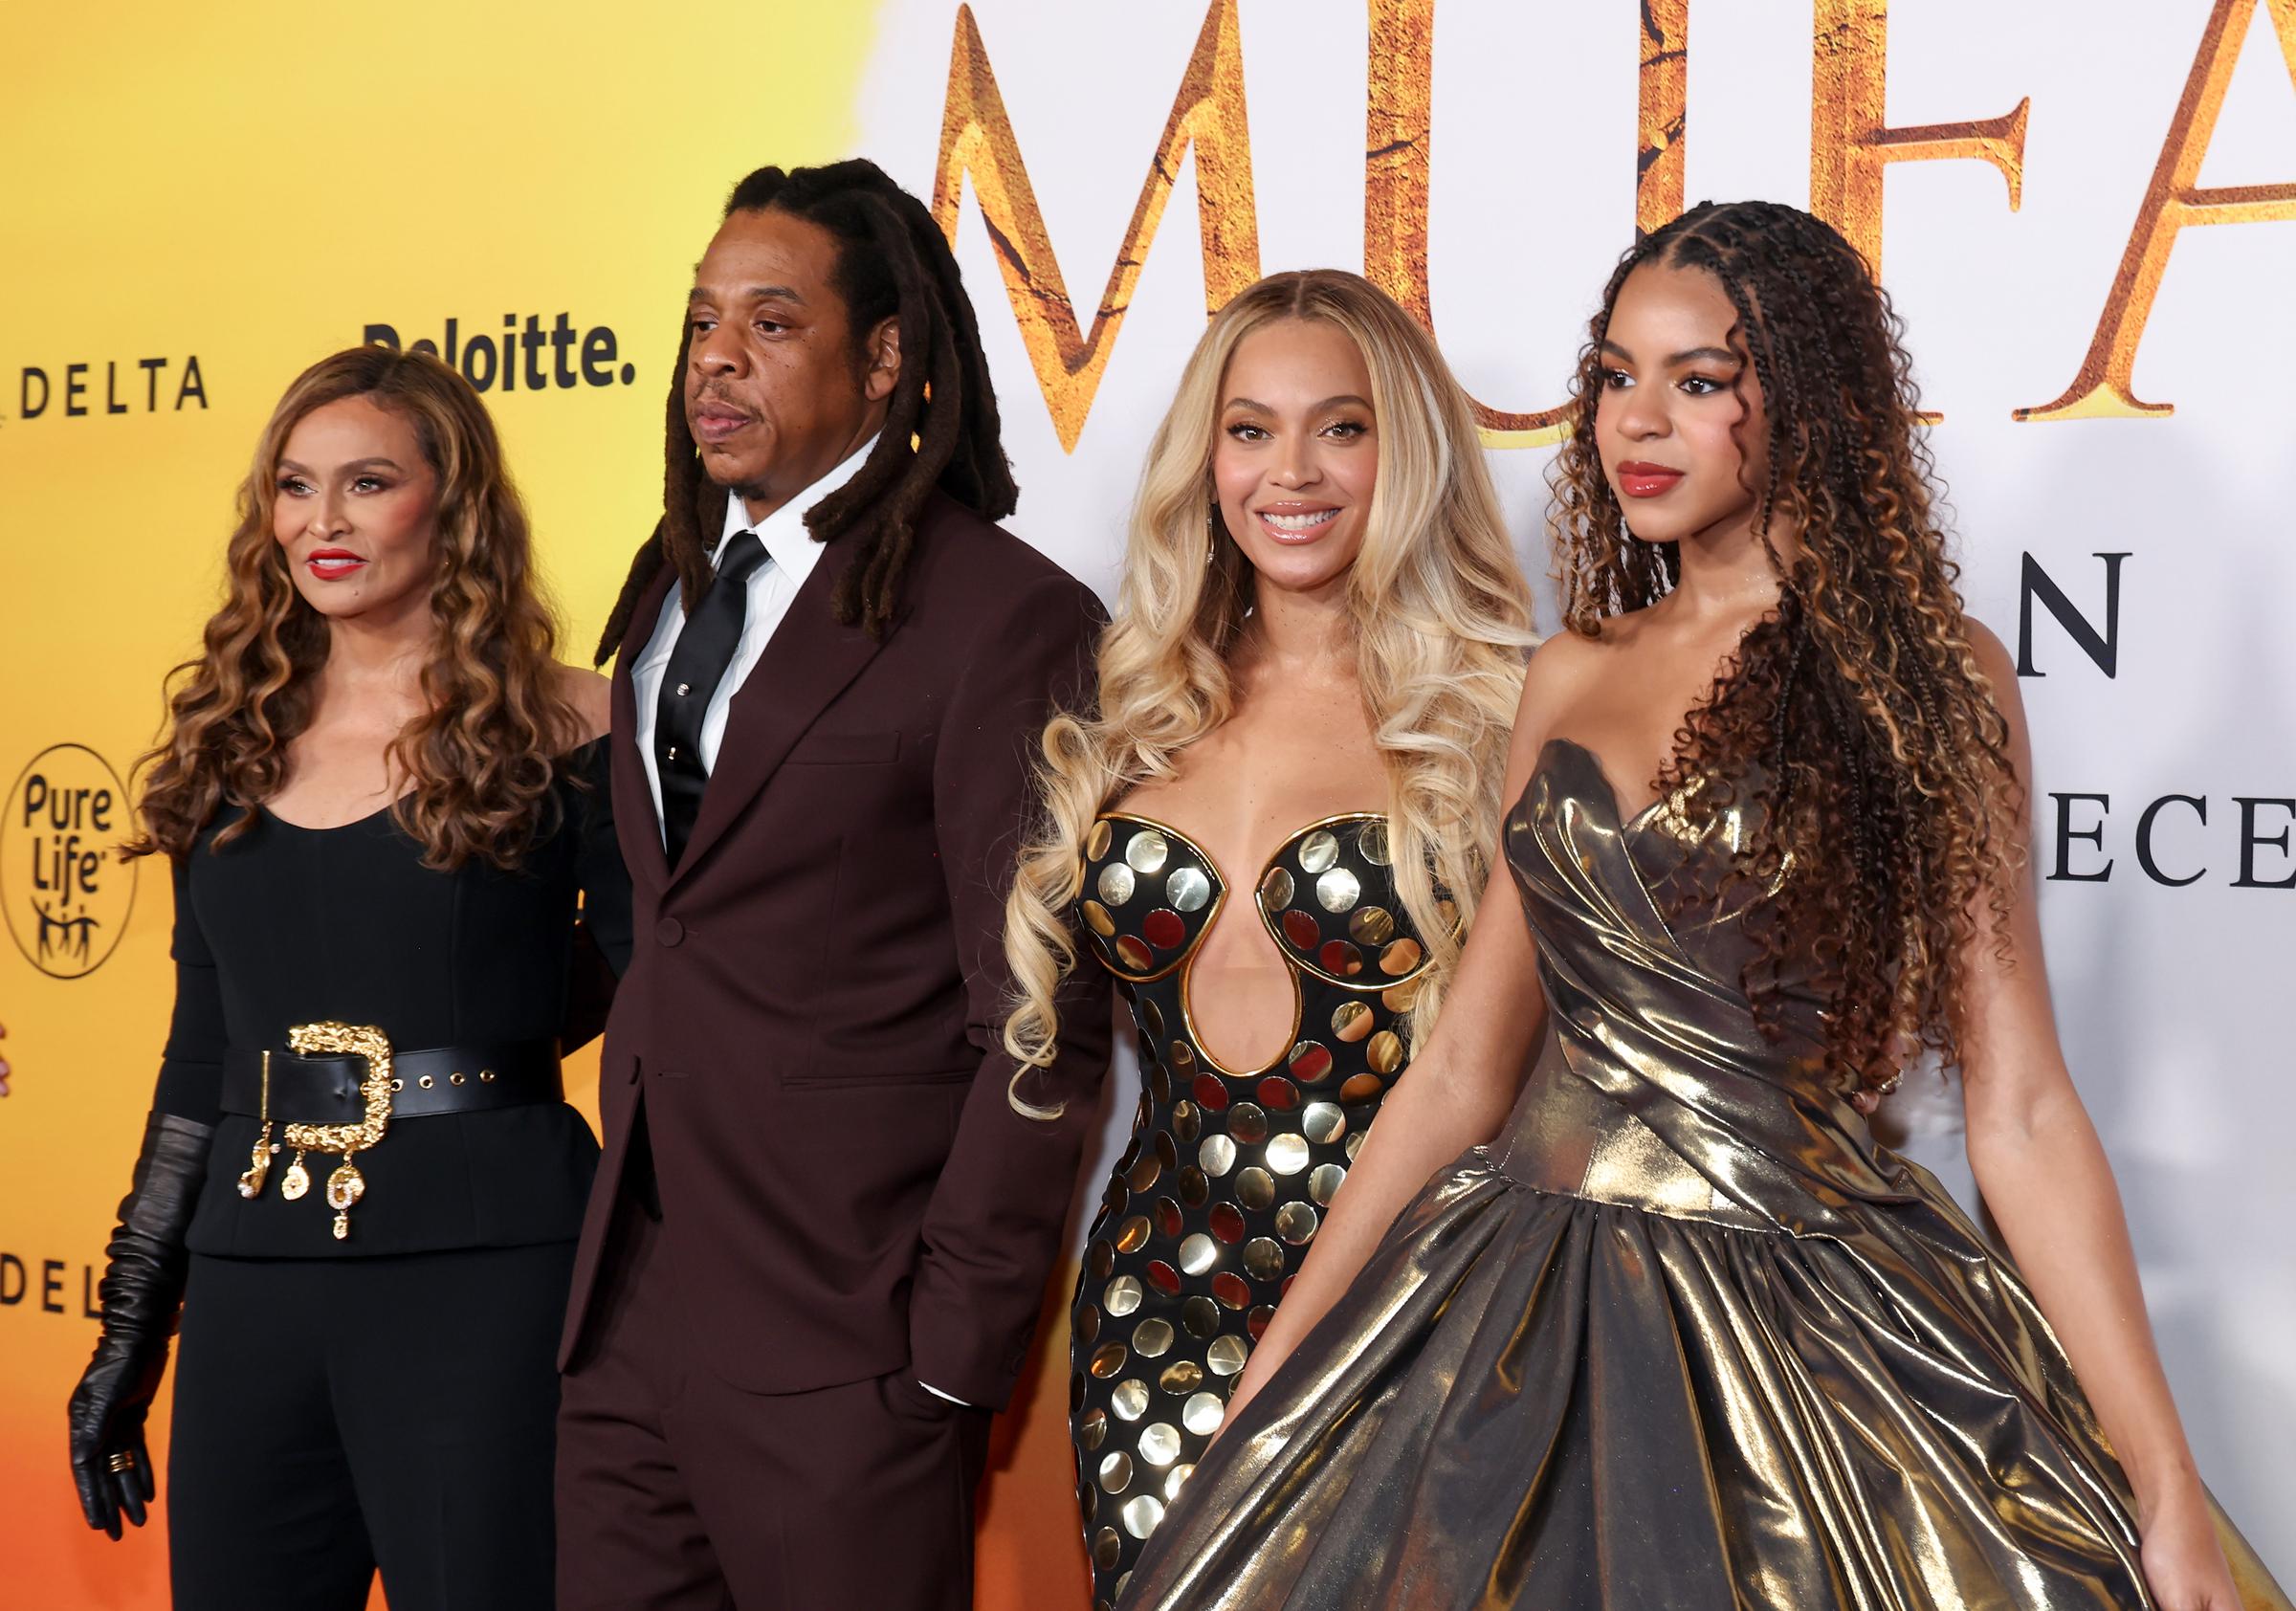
left=630, top=437, right=874, bottom=842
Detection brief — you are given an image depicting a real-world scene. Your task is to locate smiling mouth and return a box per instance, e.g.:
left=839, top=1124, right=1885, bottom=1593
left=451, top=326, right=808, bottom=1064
left=1254, top=506, right=1340, bottom=542
left=306, top=549, right=367, bottom=580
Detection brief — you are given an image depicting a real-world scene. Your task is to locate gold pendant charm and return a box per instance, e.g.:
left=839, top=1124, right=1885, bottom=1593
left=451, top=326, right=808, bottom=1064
left=237, top=1122, right=274, bottom=1199
left=324, top=1156, right=364, bottom=1241
left=324, top=1159, right=364, bottom=1210
left=280, top=1149, right=311, bottom=1201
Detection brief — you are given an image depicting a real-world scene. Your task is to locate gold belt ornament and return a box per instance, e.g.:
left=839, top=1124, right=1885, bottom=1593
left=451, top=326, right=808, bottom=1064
left=235, top=1021, right=393, bottom=1242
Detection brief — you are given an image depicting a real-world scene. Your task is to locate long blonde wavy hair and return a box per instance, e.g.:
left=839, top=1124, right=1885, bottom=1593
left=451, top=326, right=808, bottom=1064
left=1002, top=270, right=1535, bottom=1116
left=127, top=345, right=585, bottom=871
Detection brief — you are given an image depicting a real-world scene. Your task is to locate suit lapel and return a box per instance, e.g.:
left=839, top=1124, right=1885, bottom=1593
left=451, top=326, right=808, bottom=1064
left=668, top=543, right=885, bottom=885
left=609, top=564, right=678, bottom=895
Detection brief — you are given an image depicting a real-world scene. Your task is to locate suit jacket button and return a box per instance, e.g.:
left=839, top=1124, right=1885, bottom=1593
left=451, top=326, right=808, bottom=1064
left=655, top=916, right=685, bottom=947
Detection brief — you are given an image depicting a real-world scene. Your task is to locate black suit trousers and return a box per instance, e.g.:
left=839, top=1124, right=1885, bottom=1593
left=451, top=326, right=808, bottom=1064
left=167, top=1242, right=574, bottom=1611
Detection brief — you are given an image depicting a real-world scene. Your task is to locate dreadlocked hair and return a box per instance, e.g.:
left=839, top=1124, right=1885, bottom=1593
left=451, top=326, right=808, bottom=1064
left=1550, top=199, right=2022, bottom=1094
left=597, top=158, right=1016, bottom=657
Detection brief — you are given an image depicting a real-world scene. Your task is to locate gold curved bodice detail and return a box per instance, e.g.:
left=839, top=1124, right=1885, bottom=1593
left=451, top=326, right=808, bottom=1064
left=1492, top=739, right=1911, bottom=1236
left=1076, top=812, right=1435, bottom=1081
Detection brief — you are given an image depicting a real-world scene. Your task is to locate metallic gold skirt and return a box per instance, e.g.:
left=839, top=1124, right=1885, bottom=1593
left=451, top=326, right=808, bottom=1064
left=1115, top=1149, right=2289, bottom=1609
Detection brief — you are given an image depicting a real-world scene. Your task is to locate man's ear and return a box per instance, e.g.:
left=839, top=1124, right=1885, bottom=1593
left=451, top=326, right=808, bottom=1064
left=862, top=315, right=901, bottom=404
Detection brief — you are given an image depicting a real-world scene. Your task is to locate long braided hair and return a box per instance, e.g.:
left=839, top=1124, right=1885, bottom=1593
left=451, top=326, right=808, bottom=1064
left=597, top=159, right=1016, bottom=657
left=1551, top=200, right=2022, bottom=1092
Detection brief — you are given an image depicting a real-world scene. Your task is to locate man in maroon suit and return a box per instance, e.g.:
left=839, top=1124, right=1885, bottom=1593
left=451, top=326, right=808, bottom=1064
left=556, top=159, right=1112, bottom=1608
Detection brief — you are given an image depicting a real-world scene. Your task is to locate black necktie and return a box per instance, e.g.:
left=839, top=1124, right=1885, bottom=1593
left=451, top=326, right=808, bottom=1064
left=654, top=530, right=767, bottom=865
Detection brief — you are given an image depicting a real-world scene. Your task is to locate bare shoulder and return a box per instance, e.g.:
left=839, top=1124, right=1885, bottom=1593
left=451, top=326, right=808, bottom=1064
left=1962, top=616, right=2016, bottom=684
left=1961, top=615, right=2030, bottom=730
left=1510, top=627, right=1608, bottom=753
left=1523, top=625, right=1610, bottom=700
left=554, top=663, right=613, bottom=743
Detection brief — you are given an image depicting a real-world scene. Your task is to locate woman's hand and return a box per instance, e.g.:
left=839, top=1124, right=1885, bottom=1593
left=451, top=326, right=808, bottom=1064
left=2138, top=1482, right=2242, bottom=1610
left=69, top=1114, right=211, bottom=1538
left=68, top=1354, right=159, bottom=1537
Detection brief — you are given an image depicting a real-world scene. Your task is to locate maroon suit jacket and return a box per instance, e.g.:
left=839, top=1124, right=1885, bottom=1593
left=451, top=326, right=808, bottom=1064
left=560, top=492, right=1113, bottom=1409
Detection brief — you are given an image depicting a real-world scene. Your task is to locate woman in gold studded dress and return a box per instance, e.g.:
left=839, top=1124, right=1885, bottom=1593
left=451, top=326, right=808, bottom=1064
left=998, top=270, right=1534, bottom=1607
left=1115, top=204, right=2290, bottom=1610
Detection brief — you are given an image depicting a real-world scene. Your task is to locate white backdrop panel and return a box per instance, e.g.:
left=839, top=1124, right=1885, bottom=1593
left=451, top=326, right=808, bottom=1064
left=855, top=0, right=2296, bottom=1563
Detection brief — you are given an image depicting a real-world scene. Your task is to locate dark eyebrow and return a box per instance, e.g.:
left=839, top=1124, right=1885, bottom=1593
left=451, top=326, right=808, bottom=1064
left=688, top=283, right=806, bottom=305
left=1600, top=338, right=1740, bottom=368
left=276, top=457, right=405, bottom=474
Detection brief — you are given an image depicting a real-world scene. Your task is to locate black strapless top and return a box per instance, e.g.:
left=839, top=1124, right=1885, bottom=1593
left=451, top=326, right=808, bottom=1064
left=155, top=739, right=630, bottom=1258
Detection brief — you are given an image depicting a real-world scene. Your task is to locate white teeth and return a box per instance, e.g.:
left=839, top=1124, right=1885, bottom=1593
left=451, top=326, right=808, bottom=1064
left=1262, top=510, right=1337, bottom=532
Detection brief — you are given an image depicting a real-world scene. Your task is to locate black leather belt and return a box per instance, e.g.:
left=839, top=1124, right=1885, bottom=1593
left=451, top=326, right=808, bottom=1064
left=221, top=1040, right=560, bottom=1124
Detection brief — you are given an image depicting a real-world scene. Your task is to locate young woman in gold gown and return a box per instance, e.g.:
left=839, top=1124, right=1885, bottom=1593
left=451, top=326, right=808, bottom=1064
left=1115, top=204, right=2288, bottom=1610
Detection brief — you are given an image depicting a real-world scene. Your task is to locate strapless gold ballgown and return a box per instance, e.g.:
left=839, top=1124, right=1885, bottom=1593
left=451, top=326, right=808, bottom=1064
left=1118, top=739, right=2287, bottom=1610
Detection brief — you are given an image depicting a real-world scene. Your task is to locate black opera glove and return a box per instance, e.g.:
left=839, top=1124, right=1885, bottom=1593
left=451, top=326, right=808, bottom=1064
left=67, top=1112, right=211, bottom=1539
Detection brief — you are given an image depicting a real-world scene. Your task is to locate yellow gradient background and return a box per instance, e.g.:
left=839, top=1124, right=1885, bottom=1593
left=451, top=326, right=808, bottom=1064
left=1, top=5, right=1087, bottom=1605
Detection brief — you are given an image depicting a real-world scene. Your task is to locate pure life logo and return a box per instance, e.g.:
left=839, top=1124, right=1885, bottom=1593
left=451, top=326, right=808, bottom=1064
left=3, top=744, right=138, bottom=979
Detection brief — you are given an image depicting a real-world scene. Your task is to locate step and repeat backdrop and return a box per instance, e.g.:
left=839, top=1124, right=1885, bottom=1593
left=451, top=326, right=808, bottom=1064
left=4, top=0, right=2291, bottom=1601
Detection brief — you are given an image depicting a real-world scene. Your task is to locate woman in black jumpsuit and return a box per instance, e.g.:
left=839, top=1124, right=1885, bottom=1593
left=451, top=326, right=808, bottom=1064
left=66, top=346, right=629, bottom=1611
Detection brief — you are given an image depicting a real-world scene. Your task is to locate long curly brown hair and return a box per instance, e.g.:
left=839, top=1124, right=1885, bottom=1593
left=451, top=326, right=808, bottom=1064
left=1552, top=200, right=2020, bottom=1092
left=127, top=345, right=585, bottom=871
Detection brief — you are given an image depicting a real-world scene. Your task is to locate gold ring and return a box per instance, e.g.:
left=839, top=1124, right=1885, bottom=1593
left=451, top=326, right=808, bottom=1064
left=106, top=1450, right=136, bottom=1472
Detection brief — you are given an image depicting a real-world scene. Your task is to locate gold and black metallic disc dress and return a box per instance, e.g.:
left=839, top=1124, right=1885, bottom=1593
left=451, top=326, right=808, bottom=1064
left=1070, top=811, right=1435, bottom=1609
left=1115, top=739, right=2289, bottom=1610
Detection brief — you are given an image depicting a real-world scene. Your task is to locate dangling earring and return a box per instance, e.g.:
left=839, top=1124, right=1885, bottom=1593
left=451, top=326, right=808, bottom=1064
left=1206, top=498, right=1225, bottom=565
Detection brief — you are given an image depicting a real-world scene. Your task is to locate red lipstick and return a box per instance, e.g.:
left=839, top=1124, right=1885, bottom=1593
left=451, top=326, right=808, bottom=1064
left=1615, top=461, right=1685, bottom=499
left=306, top=548, right=367, bottom=581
